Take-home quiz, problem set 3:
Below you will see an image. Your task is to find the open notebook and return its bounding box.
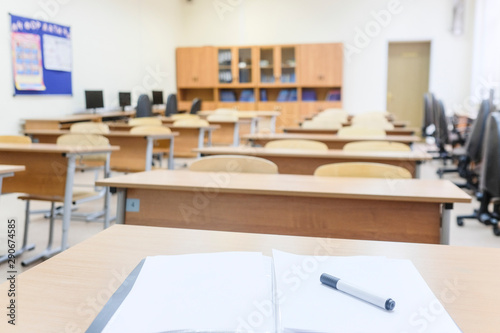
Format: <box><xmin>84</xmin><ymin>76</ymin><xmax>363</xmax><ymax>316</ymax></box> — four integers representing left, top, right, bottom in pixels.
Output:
<box><xmin>88</xmin><ymin>251</ymin><xmax>462</xmax><ymax>333</ymax></box>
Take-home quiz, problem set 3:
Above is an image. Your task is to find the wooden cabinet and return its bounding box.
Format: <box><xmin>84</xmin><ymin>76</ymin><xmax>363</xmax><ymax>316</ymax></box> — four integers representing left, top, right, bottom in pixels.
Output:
<box><xmin>176</xmin><ymin>47</ymin><xmax>215</xmax><ymax>88</ymax></box>
<box><xmin>298</xmin><ymin>44</ymin><xmax>343</xmax><ymax>86</ymax></box>
<box><xmin>217</xmin><ymin>47</ymin><xmax>257</xmax><ymax>86</ymax></box>
<box><xmin>258</xmin><ymin>45</ymin><xmax>297</xmax><ymax>85</ymax></box>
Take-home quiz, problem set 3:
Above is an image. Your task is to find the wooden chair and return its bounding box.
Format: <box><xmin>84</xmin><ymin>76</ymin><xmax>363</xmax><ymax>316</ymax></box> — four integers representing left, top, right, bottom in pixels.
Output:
<box><xmin>173</xmin><ymin>118</ymin><xmax>210</xmax><ymax>127</ymax></box>
<box><xmin>18</xmin><ymin>134</ymin><xmax>112</xmax><ymax>266</ymax></box>
<box><xmin>214</xmin><ymin>108</ymin><xmax>238</xmax><ymax>116</ymax></box>
<box><xmin>130</xmin><ymin>126</ymin><xmax>172</xmax><ymax>167</ymax></box>
<box><xmin>0</xmin><ymin>135</ymin><xmax>32</xmax><ymax>144</ymax></box>
<box><xmin>129</xmin><ymin>117</ymin><xmax>162</xmax><ymax>127</ymax></box>
<box><xmin>314</xmin><ymin>113</ymin><xmax>348</xmax><ymax>123</ymax></box>
<box><xmin>70</xmin><ymin>122</ymin><xmax>110</xmax><ymax>134</ymax></box>
<box><xmin>351</xmin><ymin>111</ymin><xmax>388</xmax><ymax>122</ymax></box>
<box><xmin>337</xmin><ymin>126</ymin><xmax>386</xmax><ymax>138</ymax></box>
<box><xmin>343</xmin><ymin>141</ymin><xmax>411</xmax><ymax>152</ymax></box>
<box><xmin>320</xmin><ymin>108</ymin><xmax>348</xmax><ymax>117</ymax></box>
<box><xmin>189</xmin><ymin>155</ymin><xmax>278</xmax><ymax>174</ymax></box>
<box><xmin>207</xmin><ymin>114</ymin><xmax>239</xmax><ymax>122</ymax></box>
<box><xmin>302</xmin><ymin>120</ymin><xmax>342</xmax><ymax>130</ymax></box>
<box><xmin>314</xmin><ymin>162</ymin><xmax>412</xmax><ymax>179</ymax></box>
<box><xmin>171</xmin><ymin>114</ymin><xmax>200</xmax><ymax>121</ymax></box>
<box><xmin>265</xmin><ymin>139</ymin><xmax>328</xmax><ymax>151</ymax></box>
<box><xmin>352</xmin><ymin>121</ymin><xmax>395</xmax><ymax>130</ymax></box>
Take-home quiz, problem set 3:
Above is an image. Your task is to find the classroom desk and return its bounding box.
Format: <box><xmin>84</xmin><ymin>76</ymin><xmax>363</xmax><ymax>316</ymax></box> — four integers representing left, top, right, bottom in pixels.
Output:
<box><xmin>0</xmin><ymin>165</ymin><xmax>25</xmax><ymax>194</ymax></box>
<box><xmin>0</xmin><ymin>224</ymin><xmax>497</xmax><ymax>332</ymax></box>
<box><xmin>193</xmin><ymin>146</ymin><xmax>432</xmax><ymax>178</ymax></box>
<box><xmin>0</xmin><ymin>143</ymin><xmax>118</xmax><ymax>262</ymax></box>
<box><xmin>156</xmin><ymin>122</ymin><xmax>219</xmax><ymax>157</ymax></box>
<box><xmin>24</xmin><ymin>130</ymin><xmax>177</xmax><ymax>172</ymax></box>
<box><xmin>197</xmin><ymin>110</ymin><xmax>281</xmax><ymax>133</ymax></box>
<box><xmin>284</xmin><ymin>127</ymin><xmax>416</xmax><ymax>136</ymax></box>
<box><xmin>24</xmin><ymin>111</ymin><xmax>135</xmax><ymax>130</ymax></box>
<box><xmin>97</xmin><ymin>170</ymin><xmax>470</xmax><ymax>244</ymax></box>
<box><xmin>244</xmin><ymin>133</ymin><xmax>421</xmax><ymax>149</ymax></box>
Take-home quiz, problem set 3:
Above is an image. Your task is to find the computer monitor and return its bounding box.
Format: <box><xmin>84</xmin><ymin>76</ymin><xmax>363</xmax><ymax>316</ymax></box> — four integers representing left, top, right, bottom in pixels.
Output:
<box><xmin>119</xmin><ymin>92</ymin><xmax>131</xmax><ymax>111</ymax></box>
<box><xmin>85</xmin><ymin>90</ymin><xmax>104</xmax><ymax>113</ymax></box>
<box><xmin>152</xmin><ymin>91</ymin><xmax>164</xmax><ymax>105</ymax></box>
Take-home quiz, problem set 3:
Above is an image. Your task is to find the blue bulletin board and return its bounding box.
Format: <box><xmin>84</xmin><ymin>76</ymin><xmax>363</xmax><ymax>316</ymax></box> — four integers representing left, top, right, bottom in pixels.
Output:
<box><xmin>10</xmin><ymin>14</ymin><xmax>72</xmax><ymax>95</ymax></box>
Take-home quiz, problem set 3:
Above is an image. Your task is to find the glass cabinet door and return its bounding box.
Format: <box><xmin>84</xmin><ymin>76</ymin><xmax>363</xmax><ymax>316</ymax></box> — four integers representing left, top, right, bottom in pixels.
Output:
<box><xmin>260</xmin><ymin>48</ymin><xmax>275</xmax><ymax>83</ymax></box>
<box><xmin>280</xmin><ymin>47</ymin><xmax>296</xmax><ymax>83</ymax></box>
<box><xmin>237</xmin><ymin>48</ymin><xmax>252</xmax><ymax>84</ymax></box>
<box><xmin>218</xmin><ymin>48</ymin><xmax>232</xmax><ymax>84</ymax></box>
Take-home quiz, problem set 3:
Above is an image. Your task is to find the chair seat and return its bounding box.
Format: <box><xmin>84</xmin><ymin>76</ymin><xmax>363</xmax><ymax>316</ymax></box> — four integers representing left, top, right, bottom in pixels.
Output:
<box><xmin>18</xmin><ymin>190</ymin><xmax>100</xmax><ymax>204</ymax></box>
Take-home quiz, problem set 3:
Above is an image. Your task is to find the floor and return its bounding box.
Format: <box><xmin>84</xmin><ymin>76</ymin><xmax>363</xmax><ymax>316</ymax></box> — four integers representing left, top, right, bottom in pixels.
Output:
<box><xmin>0</xmin><ymin>152</ymin><xmax>498</xmax><ymax>275</ymax></box>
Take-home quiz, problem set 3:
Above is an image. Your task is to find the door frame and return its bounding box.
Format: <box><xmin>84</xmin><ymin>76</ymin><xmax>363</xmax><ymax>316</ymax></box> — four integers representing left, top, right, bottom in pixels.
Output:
<box><xmin>384</xmin><ymin>39</ymin><xmax>434</xmax><ymax>110</ymax></box>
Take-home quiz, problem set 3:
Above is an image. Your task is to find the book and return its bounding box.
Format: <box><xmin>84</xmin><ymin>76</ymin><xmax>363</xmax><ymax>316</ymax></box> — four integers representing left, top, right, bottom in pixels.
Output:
<box><xmin>89</xmin><ymin>251</ymin><xmax>462</xmax><ymax>333</ymax></box>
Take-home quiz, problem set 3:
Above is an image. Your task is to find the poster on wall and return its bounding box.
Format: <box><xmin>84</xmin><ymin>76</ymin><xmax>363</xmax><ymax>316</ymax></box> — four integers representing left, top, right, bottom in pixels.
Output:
<box><xmin>10</xmin><ymin>14</ymin><xmax>72</xmax><ymax>95</ymax></box>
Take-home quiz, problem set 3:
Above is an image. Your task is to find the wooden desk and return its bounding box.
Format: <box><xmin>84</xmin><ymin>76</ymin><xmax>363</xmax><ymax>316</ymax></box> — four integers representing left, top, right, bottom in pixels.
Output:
<box><xmin>24</xmin><ymin>130</ymin><xmax>177</xmax><ymax>172</ymax></box>
<box><xmin>97</xmin><ymin>170</ymin><xmax>470</xmax><ymax>244</ymax></box>
<box><xmin>157</xmin><ymin>122</ymin><xmax>219</xmax><ymax>157</ymax></box>
<box><xmin>197</xmin><ymin>110</ymin><xmax>281</xmax><ymax>133</ymax></box>
<box><xmin>1</xmin><ymin>224</ymin><xmax>495</xmax><ymax>332</ymax></box>
<box><xmin>244</xmin><ymin>133</ymin><xmax>421</xmax><ymax>149</ymax></box>
<box><xmin>24</xmin><ymin>111</ymin><xmax>135</xmax><ymax>130</ymax></box>
<box><xmin>284</xmin><ymin>127</ymin><xmax>416</xmax><ymax>136</ymax></box>
<box><xmin>194</xmin><ymin>146</ymin><xmax>431</xmax><ymax>178</ymax></box>
<box><xmin>0</xmin><ymin>165</ymin><xmax>25</xmax><ymax>194</ymax></box>
<box><xmin>0</xmin><ymin>143</ymin><xmax>118</xmax><ymax>260</ymax></box>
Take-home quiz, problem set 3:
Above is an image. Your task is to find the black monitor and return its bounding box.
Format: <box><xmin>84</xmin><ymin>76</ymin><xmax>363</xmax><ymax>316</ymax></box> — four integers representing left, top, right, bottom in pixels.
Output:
<box><xmin>152</xmin><ymin>91</ymin><xmax>163</xmax><ymax>105</ymax></box>
<box><xmin>119</xmin><ymin>92</ymin><xmax>131</xmax><ymax>111</ymax></box>
<box><xmin>85</xmin><ymin>90</ymin><xmax>104</xmax><ymax>113</ymax></box>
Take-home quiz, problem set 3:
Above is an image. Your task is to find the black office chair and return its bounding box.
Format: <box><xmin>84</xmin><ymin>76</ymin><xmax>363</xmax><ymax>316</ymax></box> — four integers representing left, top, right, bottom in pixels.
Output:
<box><xmin>136</xmin><ymin>94</ymin><xmax>153</xmax><ymax>118</ymax></box>
<box><xmin>165</xmin><ymin>94</ymin><xmax>178</xmax><ymax>117</ymax></box>
<box><xmin>457</xmin><ymin>110</ymin><xmax>500</xmax><ymax>235</ymax></box>
<box><xmin>190</xmin><ymin>98</ymin><xmax>202</xmax><ymax>114</ymax></box>
<box><xmin>438</xmin><ymin>99</ymin><xmax>492</xmax><ymax>189</ymax></box>
<box><xmin>423</xmin><ymin>92</ymin><xmax>435</xmax><ymax>137</ymax></box>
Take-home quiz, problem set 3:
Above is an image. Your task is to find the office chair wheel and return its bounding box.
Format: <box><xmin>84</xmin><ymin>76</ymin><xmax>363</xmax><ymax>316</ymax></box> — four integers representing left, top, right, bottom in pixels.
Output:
<box><xmin>457</xmin><ymin>218</ymin><xmax>464</xmax><ymax>226</ymax></box>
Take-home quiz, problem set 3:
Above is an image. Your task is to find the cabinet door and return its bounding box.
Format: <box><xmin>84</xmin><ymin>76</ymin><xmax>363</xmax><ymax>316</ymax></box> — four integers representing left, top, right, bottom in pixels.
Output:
<box><xmin>299</xmin><ymin>44</ymin><xmax>343</xmax><ymax>86</ymax></box>
<box><xmin>177</xmin><ymin>47</ymin><xmax>215</xmax><ymax>87</ymax></box>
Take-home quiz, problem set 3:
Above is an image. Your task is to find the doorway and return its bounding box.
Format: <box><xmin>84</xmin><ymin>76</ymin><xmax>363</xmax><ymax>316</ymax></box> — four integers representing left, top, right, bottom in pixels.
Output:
<box><xmin>386</xmin><ymin>42</ymin><xmax>431</xmax><ymax>135</ymax></box>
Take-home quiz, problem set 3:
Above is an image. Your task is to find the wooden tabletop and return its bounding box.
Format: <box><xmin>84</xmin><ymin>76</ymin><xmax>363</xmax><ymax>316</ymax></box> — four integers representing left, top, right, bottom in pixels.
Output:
<box><xmin>0</xmin><ymin>143</ymin><xmax>119</xmax><ymax>154</ymax></box>
<box><xmin>243</xmin><ymin>133</ymin><xmax>421</xmax><ymax>143</ymax></box>
<box><xmin>283</xmin><ymin>127</ymin><xmax>417</xmax><ymax>134</ymax></box>
<box><xmin>197</xmin><ymin>110</ymin><xmax>281</xmax><ymax>118</ymax></box>
<box><xmin>97</xmin><ymin>170</ymin><xmax>470</xmax><ymax>204</ymax></box>
<box><xmin>0</xmin><ymin>224</ymin><xmax>497</xmax><ymax>332</ymax></box>
<box><xmin>194</xmin><ymin>146</ymin><xmax>432</xmax><ymax>161</ymax></box>
<box><xmin>0</xmin><ymin>165</ymin><xmax>25</xmax><ymax>175</ymax></box>
<box><xmin>24</xmin><ymin>111</ymin><xmax>135</xmax><ymax>123</ymax></box>
<box><xmin>24</xmin><ymin>129</ymin><xmax>178</xmax><ymax>139</ymax></box>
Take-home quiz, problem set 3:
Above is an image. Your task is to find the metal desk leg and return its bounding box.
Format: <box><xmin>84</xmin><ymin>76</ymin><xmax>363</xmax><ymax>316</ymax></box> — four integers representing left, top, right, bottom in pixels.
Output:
<box><xmin>250</xmin><ymin>118</ymin><xmax>258</xmax><ymax>134</ymax></box>
<box><xmin>233</xmin><ymin>123</ymin><xmax>240</xmax><ymax>147</ymax></box>
<box><xmin>197</xmin><ymin>129</ymin><xmax>205</xmax><ymax>158</ymax></box>
<box><xmin>116</xmin><ymin>188</ymin><xmax>127</xmax><ymax>224</ymax></box>
<box><xmin>0</xmin><ymin>199</ymin><xmax>35</xmax><ymax>264</ymax></box>
<box><xmin>61</xmin><ymin>155</ymin><xmax>76</xmax><ymax>251</ymax></box>
<box><xmin>22</xmin><ymin>203</ymin><xmax>56</xmax><ymax>266</ymax></box>
<box><xmin>270</xmin><ymin>116</ymin><xmax>277</xmax><ymax>134</ymax></box>
<box><xmin>416</xmin><ymin>161</ymin><xmax>422</xmax><ymax>179</ymax></box>
<box><xmin>168</xmin><ymin>137</ymin><xmax>175</xmax><ymax>170</ymax></box>
<box><xmin>103</xmin><ymin>154</ymin><xmax>111</xmax><ymax>229</ymax></box>
<box><xmin>441</xmin><ymin>203</ymin><xmax>453</xmax><ymax>245</ymax></box>
<box><xmin>207</xmin><ymin>129</ymin><xmax>213</xmax><ymax>147</ymax></box>
<box><xmin>145</xmin><ymin>137</ymin><xmax>154</xmax><ymax>171</ymax></box>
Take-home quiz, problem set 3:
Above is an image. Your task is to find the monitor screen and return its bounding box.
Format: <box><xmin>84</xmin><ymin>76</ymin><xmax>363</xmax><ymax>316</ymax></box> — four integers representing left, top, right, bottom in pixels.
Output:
<box><xmin>85</xmin><ymin>90</ymin><xmax>104</xmax><ymax>109</ymax></box>
<box><xmin>152</xmin><ymin>91</ymin><xmax>163</xmax><ymax>105</ymax></box>
<box><xmin>119</xmin><ymin>92</ymin><xmax>131</xmax><ymax>107</ymax></box>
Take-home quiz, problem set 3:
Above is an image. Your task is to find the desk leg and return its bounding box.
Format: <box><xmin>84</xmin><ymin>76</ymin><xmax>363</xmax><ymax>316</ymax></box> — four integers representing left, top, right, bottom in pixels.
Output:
<box><xmin>270</xmin><ymin>116</ymin><xmax>277</xmax><ymax>134</ymax></box>
<box><xmin>145</xmin><ymin>137</ymin><xmax>154</xmax><ymax>171</ymax></box>
<box><xmin>168</xmin><ymin>137</ymin><xmax>175</xmax><ymax>170</ymax></box>
<box><xmin>103</xmin><ymin>153</ymin><xmax>111</xmax><ymax>229</ymax></box>
<box><xmin>233</xmin><ymin>123</ymin><xmax>240</xmax><ymax>147</ymax></box>
<box><xmin>206</xmin><ymin>130</ymin><xmax>213</xmax><ymax>147</ymax></box>
<box><xmin>61</xmin><ymin>155</ymin><xmax>76</xmax><ymax>251</ymax></box>
<box><xmin>116</xmin><ymin>188</ymin><xmax>127</xmax><ymax>224</ymax></box>
<box><xmin>441</xmin><ymin>203</ymin><xmax>453</xmax><ymax>245</ymax></box>
<box><xmin>250</xmin><ymin>118</ymin><xmax>257</xmax><ymax>134</ymax></box>
<box><xmin>416</xmin><ymin>161</ymin><xmax>422</xmax><ymax>179</ymax></box>
<box><xmin>197</xmin><ymin>129</ymin><xmax>205</xmax><ymax>158</ymax></box>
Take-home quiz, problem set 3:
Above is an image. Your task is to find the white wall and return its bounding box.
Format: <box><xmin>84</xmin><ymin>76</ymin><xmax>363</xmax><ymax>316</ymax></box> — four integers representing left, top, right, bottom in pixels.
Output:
<box><xmin>1</xmin><ymin>0</ymin><xmax>183</xmax><ymax>134</ymax></box>
<box><xmin>180</xmin><ymin>0</ymin><xmax>476</xmax><ymax>114</ymax></box>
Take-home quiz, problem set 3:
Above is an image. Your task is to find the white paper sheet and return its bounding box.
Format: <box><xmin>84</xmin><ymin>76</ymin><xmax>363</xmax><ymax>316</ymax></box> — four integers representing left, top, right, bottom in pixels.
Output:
<box><xmin>102</xmin><ymin>252</ymin><xmax>274</xmax><ymax>333</ymax></box>
<box><xmin>272</xmin><ymin>250</ymin><xmax>462</xmax><ymax>333</ymax></box>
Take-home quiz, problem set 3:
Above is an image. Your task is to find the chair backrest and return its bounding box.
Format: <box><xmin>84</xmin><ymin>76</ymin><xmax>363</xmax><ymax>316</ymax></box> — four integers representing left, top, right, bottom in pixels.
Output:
<box><xmin>351</xmin><ymin>120</ymin><xmax>395</xmax><ymax>130</ymax></box>
<box><xmin>0</xmin><ymin>135</ymin><xmax>32</xmax><ymax>144</ymax></box>
<box><xmin>190</xmin><ymin>98</ymin><xmax>202</xmax><ymax>114</ymax></box>
<box><xmin>136</xmin><ymin>94</ymin><xmax>153</xmax><ymax>118</ymax></box>
<box><xmin>314</xmin><ymin>162</ymin><xmax>412</xmax><ymax>179</ymax></box>
<box><xmin>130</xmin><ymin>125</ymin><xmax>171</xmax><ymax>134</ymax></box>
<box><xmin>480</xmin><ymin>111</ymin><xmax>500</xmax><ymax>197</ymax></box>
<box><xmin>352</xmin><ymin>112</ymin><xmax>388</xmax><ymax>122</ymax></box>
<box><xmin>189</xmin><ymin>155</ymin><xmax>278</xmax><ymax>174</ymax></box>
<box><xmin>319</xmin><ymin>108</ymin><xmax>348</xmax><ymax>117</ymax></box>
<box><xmin>301</xmin><ymin>120</ymin><xmax>342</xmax><ymax>130</ymax></box>
<box><xmin>70</xmin><ymin>122</ymin><xmax>110</xmax><ymax>134</ymax></box>
<box><xmin>236</xmin><ymin>111</ymin><xmax>258</xmax><ymax>117</ymax></box>
<box><xmin>343</xmin><ymin>141</ymin><xmax>411</xmax><ymax>152</ymax></box>
<box><xmin>129</xmin><ymin>117</ymin><xmax>162</xmax><ymax>127</ymax></box>
<box><xmin>170</xmin><ymin>114</ymin><xmax>200</xmax><ymax>121</ymax></box>
<box><xmin>207</xmin><ymin>114</ymin><xmax>239</xmax><ymax>122</ymax></box>
<box><xmin>264</xmin><ymin>139</ymin><xmax>328</xmax><ymax>151</ymax></box>
<box><xmin>56</xmin><ymin>134</ymin><xmax>110</xmax><ymax>161</ymax></box>
<box><xmin>465</xmin><ymin>99</ymin><xmax>492</xmax><ymax>163</ymax></box>
<box><xmin>314</xmin><ymin>113</ymin><xmax>348</xmax><ymax>123</ymax></box>
<box><xmin>165</xmin><ymin>94</ymin><xmax>178</xmax><ymax>117</ymax></box>
<box><xmin>423</xmin><ymin>92</ymin><xmax>435</xmax><ymax>135</ymax></box>
<box><xmin>173</xmin><ymin>118</ymin><xmax>210</xmax><ymax>127</ymax></box>
<box><xmin>337</xmin><ymin>126</ymin><xmax>386</xmax><ymax>138</ymax></box>
<box><xmin>433</xmin><ymin>99</ymin><xmax>450</xmax><ymax>149</ymax></box>
<box><xmin>214</xmin><ymin>108</ymin><xmax>238</xmax><ymax>116</ymax></box>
